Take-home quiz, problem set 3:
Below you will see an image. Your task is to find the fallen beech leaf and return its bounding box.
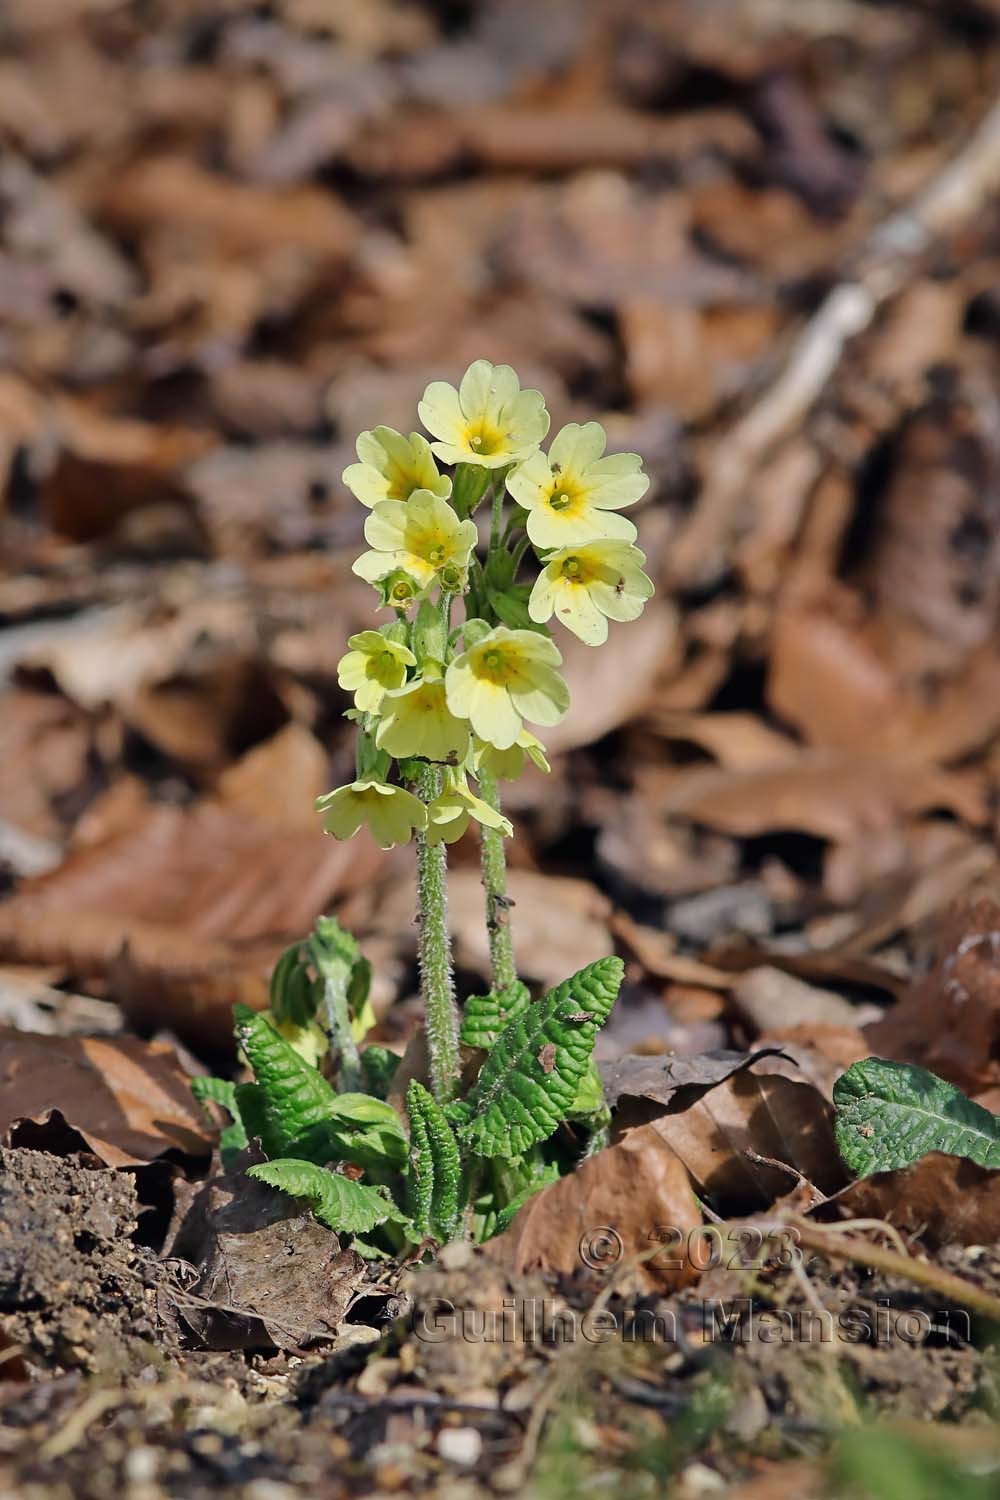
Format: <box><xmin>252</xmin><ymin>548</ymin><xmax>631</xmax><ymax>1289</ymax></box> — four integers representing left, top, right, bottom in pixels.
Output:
<box><xmin>864</xmin><ymin>897</ymin><xmax>1000</xmax><ymax>1093</ymax></box>
<box><xmin>101</xmin><ymin>156</ymin><xmax>359</xmax><ymax>258</ymax></box>
<box><xmin>752</xmin><ymin>1026</ymin><xmax>870</xmax><ymax>1100</ymax></box>
<box><xmin>732</xmin><ymin>966</ymin><xmax>882</xmax><ymax>1033</ymax></box>
<box><xmin>215</xmin><ymin>723</ymin><xmax>330</xmax><ymax>827</ymax></box>
<box><xmin>642</xmin><ymin>1067</ymin><xmax>842</xmax><ymax>1208</ymax></box>
<box><xmin>371</xmin><ymin>868</ymin><xmax>612</xmax><ymax>990</ymax></box>
<box><xmin>599</xmin><ymin>1048</ymin><xmax>789</xmax><ymax>1110</ymax></box>
<box><xmin>769</xmin><ymin>591</ymin><xmax>1000</xmax><ymax>766</ymax></box>
<box><xmin>0</xmin><ymin>1030</ymin><xmax>211</xmax><ymax>1167</ymax></box>
<box><xmin>610</xmin><ymin>1054</ymin><xmax>843</xmax><ymax>1209</ymax></box>
<box><xmin>172</xmin><ymin>1160</ymin><xmax>368</xmax><ymax>1350</ymax></box>
<box><xmin>830</xmin><ymin>1154</ymin><xmax>1000</xmax><ymax>1249</ymax></box>
<box><xmin>0</xmin><ymin>691</ymin><xmax>91</xmax><ymax>843</ymax></box>
<box><xmin>0</xmin><ymin>801</ymin><xmax>384</xmax><ymax>1049</ymax></box>
<box><xmin>484</xmin><ymin>1125</ymin><xmax>702</xmax><ymax>1291</ymax></box>
<box><xmin>649</xmin><ymin>712</ymin><xmax>801</xmax><ymax>772</ymax></box>
<box><xmin>545</xmin><ymin>602</ymin><xmax>678</xmax><ymax>753</ymax></box>
<box><xmin>123</xmin><ymin>658</ymin><xmax>290</xmax><ymax>779</ymax></box>
<box><xmin>657</xmin><ymin>752</ymin><xmax>985</xmax><ymax>844</ymax></box>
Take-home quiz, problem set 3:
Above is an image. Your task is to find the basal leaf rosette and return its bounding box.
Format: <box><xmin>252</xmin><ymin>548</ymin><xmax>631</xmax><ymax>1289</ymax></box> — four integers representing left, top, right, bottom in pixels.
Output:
<box><xmin>445</xmin><ymin>625</ymin><xmax>569</xmax><ymax>750</ymax></box>
<box><xmin>506</xmin><ymin>421</ymin><xmax>647</xmax><ymax>548</ymax></box>
<box><xmin>354</xmin><ymin>490</ymin><xmax>477</xmax><ymax>590</ymax></box>
<box><xmin>316</xmin><ymin>779</ymin><xmax>427</xmax><ymax>849</ymax></box>
<box><xmin>343</xmin><ymin>426</ymin><xmax>451</xmax><ymax>508</ymax></box>
<box><xmin>529</xmin><ymin>539</ymin><xmax>654</xmax><ymax>646</ymax></box>
<box><xmin>419</xmin><ymin>359</ymin><xmax>549</xmax><ymax>469</ymax></box>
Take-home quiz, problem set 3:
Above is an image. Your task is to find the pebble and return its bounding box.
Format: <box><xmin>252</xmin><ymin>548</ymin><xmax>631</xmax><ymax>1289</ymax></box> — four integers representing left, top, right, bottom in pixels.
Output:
<box><xmin>436</xmin><ymin>1427</ymin><xmax>483</xmax><ymax>1466</ymax></box>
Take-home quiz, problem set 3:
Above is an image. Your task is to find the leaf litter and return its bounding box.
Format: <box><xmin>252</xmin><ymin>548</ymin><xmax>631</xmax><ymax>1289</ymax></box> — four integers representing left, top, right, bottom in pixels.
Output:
<box><xmin>2</xmin><ymin>0</ymin><xmax>1000</xmax><ymax>1494</ymax></box>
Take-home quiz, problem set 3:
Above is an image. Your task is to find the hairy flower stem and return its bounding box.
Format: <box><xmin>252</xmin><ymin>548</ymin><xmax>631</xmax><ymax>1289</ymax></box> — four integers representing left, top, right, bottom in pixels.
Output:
<box><xmin>415</xmin><ymin>763</ymin><xmax>461</xmax><ymax>1102</ymax></box>
<box><xmin>477</xmin><ymin>769</ymin><xmax>518</xmax><ymax>993</ymax></box>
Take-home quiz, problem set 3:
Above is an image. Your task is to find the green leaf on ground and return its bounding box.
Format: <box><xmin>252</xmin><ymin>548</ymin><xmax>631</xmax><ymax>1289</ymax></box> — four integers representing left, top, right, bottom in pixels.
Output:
<box><xmin>833</xmin><ymin>1057</ymin><xmax>1000</xmax><ymax>1178</ymax></box>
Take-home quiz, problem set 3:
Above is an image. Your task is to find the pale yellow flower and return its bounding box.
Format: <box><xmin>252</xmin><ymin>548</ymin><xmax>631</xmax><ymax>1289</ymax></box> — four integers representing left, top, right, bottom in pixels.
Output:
<box><xmin>473</xmin><ymin>729</ymin><xmax>550</xmax><ymax>782</ymax></box>
<box><xmin>445</xmin><ymin>625</ymin><xmax>568</xmax><ymax>750</ymax></box>
<box><xmin>353</xmin><ymin>490</ymin><xmax>478</xmax><ymax>589</ymax></box>
<box><xmin>425</xmin><ymin>776</ymin><xmax>513</xmax><ymax>846</ymax></box>
<box><xmin>337</xmin><ymin>631</ymin><xmax>416</xmax><ymax>713</ymax></box>
<box><xmin>376</xmin><ymin>674</ymin><xmax>471</xmax><ymax>763</ymax></box>
<box><xmin>418</xmin><ymin>360</ymin><xmax>549</xmax><ymax>469</ymax></box>
<box><xmin>316</xmin><ymin>780</ymin><xmax>426</xmax><ymax>849</ymax></box>
<box><xmin>529</xmin><ymin>539</ymin><xmax>654</xmax><ymax>646</ymax></box>
<box><xmin>343</xmin><ymin>427</ymin><xmax>451</xmax><ymax>508</ymax></box>
<box><xmin>506</xmin><ymin>422</ymin><xmax>647</xmax><ymax>548</ymax></box>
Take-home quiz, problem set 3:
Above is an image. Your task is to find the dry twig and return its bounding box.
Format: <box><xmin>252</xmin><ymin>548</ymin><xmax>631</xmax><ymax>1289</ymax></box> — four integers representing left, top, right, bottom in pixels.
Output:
<box><xmin>668</xmin><ymin>94</ymin><xmax>1000</xmax><ymax>585</ymax></box>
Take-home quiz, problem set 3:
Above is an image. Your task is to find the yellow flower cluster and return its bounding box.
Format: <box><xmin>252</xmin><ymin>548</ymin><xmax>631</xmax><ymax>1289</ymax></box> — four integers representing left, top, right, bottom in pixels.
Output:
<box><xmin>317</xmin><ymin>360</ymin><xmax>653</xmax><ymax>847</ymax></box>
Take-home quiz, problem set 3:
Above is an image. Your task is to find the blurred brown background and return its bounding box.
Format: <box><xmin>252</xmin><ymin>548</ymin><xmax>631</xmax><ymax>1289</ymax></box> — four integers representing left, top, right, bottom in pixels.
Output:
<box><xmin>2</xmin><ymin>0</ymin><xmax>1000</xmax><ymax>1073</ymax></box>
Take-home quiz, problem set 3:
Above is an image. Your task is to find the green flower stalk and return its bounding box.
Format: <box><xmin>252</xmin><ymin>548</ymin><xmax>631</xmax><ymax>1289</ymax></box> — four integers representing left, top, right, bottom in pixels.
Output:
<box><xmin>476</xmin><ymin>767</ymin><xmax>517</xmax><ymax>994</ymax></box>
<box><xmin>414</xmin><ymin>762</ymin><xmax>461</xmax><ymax>1102</ymax></box>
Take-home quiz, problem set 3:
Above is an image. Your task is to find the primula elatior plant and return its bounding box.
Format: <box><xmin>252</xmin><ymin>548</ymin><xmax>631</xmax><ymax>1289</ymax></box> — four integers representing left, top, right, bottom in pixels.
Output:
<box><xmin>193</xmin><ymin>361</ymin><xmax>654</xmax><ymax>1254</ymax></box>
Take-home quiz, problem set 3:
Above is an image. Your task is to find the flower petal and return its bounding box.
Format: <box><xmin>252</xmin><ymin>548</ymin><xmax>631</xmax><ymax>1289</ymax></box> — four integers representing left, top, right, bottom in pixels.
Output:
<box><xmin>418</xmin><ymin>381</ymin><xmax>466</xmax><ymax>445</ymax></box>
<box><xmin>548</xmin><ymin>421</ymin><xmax>606</xmax><ymax>476</ymax></box>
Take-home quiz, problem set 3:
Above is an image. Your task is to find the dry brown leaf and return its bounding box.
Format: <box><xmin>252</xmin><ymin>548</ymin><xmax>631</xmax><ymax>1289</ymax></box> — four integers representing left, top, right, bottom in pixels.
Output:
<box><xmin>0</xmin><ymin>1030</ymin><xmax>211</xmax><ymax>1166</ymax></box>
<box><xmin>215</xmin><ymin>724</ymin><xmax>330</xmax><ymax>828</ymax></box>
<box><xmin>830</xmin><ymin>1154</ymin><xmax>1000</xmax><ymax>1249</ymax></box>
<box><xmin>0</xmin><ymin>801</ymin><xmax>383</xmax><ymax>1048</ymax></box>
<box><xmin>732</xmin><ymin>966</ymin><xmax>882</xmax><ymax>1033</ymax></box>
<box><xmin>768</xmin><ymin>590</ymin><xmax>1000</xmax><ymax>765</ymax></box>
<box><xmin>100</xmin><ymin>156</ymin><xmax>359</xmax><ymax>258</ymax></box>
<box><xmin>15</xmin><ymin>596</ymin><xmax>258</xmax><ymax>713</ymax></box>
<box><xmin>546</xmin><ymin>601</ymin><xmax>678</xmax><ymax>754</ymax></box>
<box><xmin>656</xmin><ymin>752</ymin><xmax>985</xmax><ymax>845</ymax></box>
<box><xmin>0</xmin><ymin>690</ymin><xmax>90</xmax><ymax>843</ymax></box>
<box><xmin>448</xmin><ymin>869</ymin><xmax>613</xmax><ymax>988</ymax></box>
<box><xmin>618</xmin><ymin>1061</ymin><xmax>843</xmax><ymax>1210</ymax></box>
<box><xmin>751</xmin><ymin>1026</ymin><xmax>870</xmax><ymax>1100</ymax></box>
<box><xmin>483</xmin><ymin>1125</ymin><xmax>702</xmax><ymax>1292</ymax></box>
<box><xmin>863</xmin><ymin>896</ymin><xmax>1000</xmax><ymax>1093</ymax></box>
<box><xmin>171</xmin><ymin>1160</ymin><xmax>368</xmax><ymax>1350</ymax></box>
<box><xmin>124</xmin><ymin>658</ymin><xmax>290</xmax><ymax>779</ymax></box>
<box><xmin>647</xmin><ymin>712</ymin><xmax>801</xmax><ymax>772</ymax></box>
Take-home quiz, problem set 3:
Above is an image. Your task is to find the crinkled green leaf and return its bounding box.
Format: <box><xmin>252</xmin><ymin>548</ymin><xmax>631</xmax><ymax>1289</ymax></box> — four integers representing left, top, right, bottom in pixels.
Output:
<box><xmin>234</xmin><ymin>1004</ymin><xmax>340</xmax><ymax>1153</ymax></box>
<box><xmin>360</xmin><ymin>1045</ymin><xmax>401</xmax><ymax>1098</ymax></box>
<box><xmin>294</xmin><ymin>1093</ymin><xmax>408</xmax><ymax>1173</ymax></box>
<box><xmin>405</xmin><ymin>1081</ymin><xmax>463</xmax><ymax>1242</ymax></box>
<box><xmin>460</xmin><ymin>981</ymin><xmax>531</xmax><ymax>1050</ymax></box>
<box><xmin>566</xmin><ymin>1057</ymin><xmax>607</xmax><ymax>1121</ymax></box>
<box><xmin>459</xmin><ymin>957</ymin><xmax>624</xmax><ymax>1158</ymax></box>
<box><xmin>491</xmin><ymin>1162</ymin><xmax>562</xmax><ymax>1236</ymax></box>
<box><xmin>248</xmin><ymin>1159</ymin><xmax>405</xmax><ymax>1235</ymax></box>
<box><xmin>191</xmin><ymin>1076</ymin><xmax>249</xmax><ymax>1166</ymax></box>
<box><xmin>268</xmin><ymin>940</ymin><xmax>319</xmax><ymax>1028</ymax></box>
<box><xmin>834</xmin><ymin>1057</ymin><xmax>1000</xmax><ymax>1178</ymax></box>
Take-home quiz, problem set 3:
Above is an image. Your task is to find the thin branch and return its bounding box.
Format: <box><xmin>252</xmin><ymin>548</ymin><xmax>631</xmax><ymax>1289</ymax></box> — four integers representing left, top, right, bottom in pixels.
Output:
<box><xmin>668</xmin><ymin>94</ymin><xmax>1000</xmax><ymax>586</ymax></box>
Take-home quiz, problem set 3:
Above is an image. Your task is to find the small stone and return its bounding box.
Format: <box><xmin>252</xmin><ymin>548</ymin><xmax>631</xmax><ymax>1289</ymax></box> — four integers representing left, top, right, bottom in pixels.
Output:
<box><xmin>437</xmin><ymin>1427</ymin><xmax>483</xmax><ymax>1466</ymax></box>
<box><xmin>678</xmin><ymin>1462</ymin><xmax>726</xmax><ymax>1494</ymax></box>
<box><xmin>439</xmin><ymin>1240</ymin><xmax>475</xmax><ymax>1271</ymax></box>
<box><xmin>125</xmin><ymin>1447</ymin><xmax>158</xmax><ymax>1484</ymax></box>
